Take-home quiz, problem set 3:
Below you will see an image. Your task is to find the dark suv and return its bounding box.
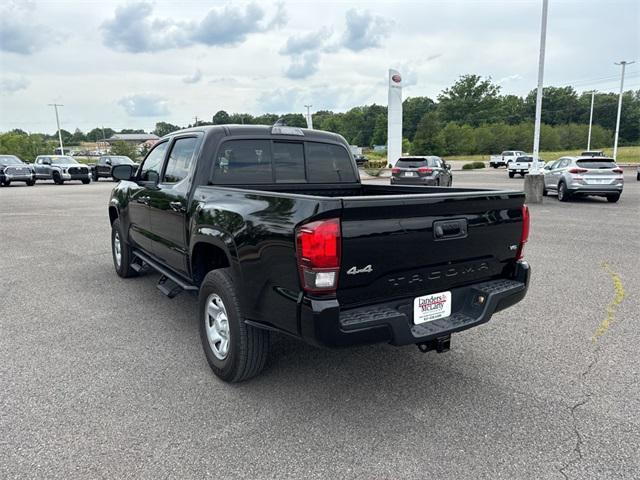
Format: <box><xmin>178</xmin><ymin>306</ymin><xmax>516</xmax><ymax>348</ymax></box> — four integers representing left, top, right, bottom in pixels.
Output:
<box><xmin>0</xmin><ymin>155</ymin><xmax>35</xmax><ymax>186</ymax></box>
<box><xmin>391</xmin><ymin>156</ymin><xmax>452</xmax><ymax>186</ymax></box>
<box><xmin>92</xmin><ymin>156</ymin><xmax>138</xmax><ymax>181</ymax></box>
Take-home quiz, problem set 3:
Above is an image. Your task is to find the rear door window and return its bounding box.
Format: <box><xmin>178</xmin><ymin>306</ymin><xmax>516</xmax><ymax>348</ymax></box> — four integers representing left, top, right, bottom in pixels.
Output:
<box><xmin>396</xmin><ymin>158</ymin><xmax>428</xmax><ymax>168</ymax></box>
<box><xmin>306</xmin><ymin>142</ymin><xmax>356</xmax><ymax>183</ymax></box>
<box><xmin>214</xmin><ymin>140</ymin><xmax>272</xmax><ymax>184</ymax></box>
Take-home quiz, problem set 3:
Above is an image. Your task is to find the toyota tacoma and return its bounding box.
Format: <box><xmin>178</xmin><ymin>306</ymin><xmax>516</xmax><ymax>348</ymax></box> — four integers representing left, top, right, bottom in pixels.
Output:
<box><xmin>108</xmin><ymin>125</ymin><xmax>531</xmax><ymax>382</ymax></box>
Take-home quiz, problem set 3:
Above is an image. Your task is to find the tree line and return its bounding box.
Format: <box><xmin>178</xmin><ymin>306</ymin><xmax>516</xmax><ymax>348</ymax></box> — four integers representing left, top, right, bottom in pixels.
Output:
<box><xmin>1</xmin><ymin>74</ymin><xmax>638</xmax><ymax>161</ymax></box>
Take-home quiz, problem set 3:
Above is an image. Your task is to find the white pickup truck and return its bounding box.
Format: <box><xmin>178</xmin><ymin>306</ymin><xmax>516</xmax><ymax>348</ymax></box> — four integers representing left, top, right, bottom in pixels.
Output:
<box><xmin>508</xmin><ymin>154</ymin><xmax>533</xmax><ymax>178</ymax></box>
<box><xmin>489</xmin><ymin>150</ymin><xmax>526</xmax><ymax>168</ymax></box>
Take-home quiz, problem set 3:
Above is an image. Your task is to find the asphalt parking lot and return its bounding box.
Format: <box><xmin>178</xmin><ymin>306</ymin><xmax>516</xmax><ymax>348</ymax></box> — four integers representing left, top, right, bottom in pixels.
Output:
<box><xmin>1</xmin><ymin>171</ymin><xmax>638</xmax><ymax>479</ymax></box>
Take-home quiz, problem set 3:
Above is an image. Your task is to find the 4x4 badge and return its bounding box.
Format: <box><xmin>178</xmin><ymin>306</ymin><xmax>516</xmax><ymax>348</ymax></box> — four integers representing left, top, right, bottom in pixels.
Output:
<box><xmin>347</xmin><ymin>265</ymin><xmax>373</xmax><ymax>275</ymax></box>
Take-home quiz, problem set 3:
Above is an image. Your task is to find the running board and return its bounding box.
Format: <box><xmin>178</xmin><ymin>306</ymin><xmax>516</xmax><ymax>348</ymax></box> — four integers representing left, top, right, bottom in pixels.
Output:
<box><xmin>132</xmin><ymin>250</ymin><xmax>198</xmax><ymax>298</ymax></box>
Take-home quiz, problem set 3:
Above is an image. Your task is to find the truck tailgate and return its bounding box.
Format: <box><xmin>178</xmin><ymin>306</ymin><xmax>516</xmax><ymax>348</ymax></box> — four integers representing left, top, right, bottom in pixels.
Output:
<box><xmin>337</xmin><ymin>191</ymin><xmax>525</xmax><ymax>307</ymax></box>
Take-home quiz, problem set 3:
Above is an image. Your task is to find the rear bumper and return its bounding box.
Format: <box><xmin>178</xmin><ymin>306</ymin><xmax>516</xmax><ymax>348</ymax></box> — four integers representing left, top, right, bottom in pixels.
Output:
<box><xmin>568</xmin><ymin>184</ymin><xmax>623</xmax><ymax>195</ymax></box>
<box><xmin>300</xmin><ymin>261</ymin><xmax>530</xmax><ymax>348</ymax></box>
<box><xmin>390</xmin><ymin>176</ymin><xmax>436</xmax><ymax>186</ymax></box>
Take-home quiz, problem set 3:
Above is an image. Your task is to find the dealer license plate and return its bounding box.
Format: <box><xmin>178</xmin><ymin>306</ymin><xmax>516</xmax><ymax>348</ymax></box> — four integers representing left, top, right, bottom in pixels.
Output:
<box><xmin>413</xmin><ymin>291</ymin><xmax>452</xmax><ymax>324</ymax></box>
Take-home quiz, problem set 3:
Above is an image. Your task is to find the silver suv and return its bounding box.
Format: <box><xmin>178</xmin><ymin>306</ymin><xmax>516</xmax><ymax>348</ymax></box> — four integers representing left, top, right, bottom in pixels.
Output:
<box><xmin>542</xmin><ymin>156</ymin><xmax>624</xmax><ymax>203</ymax></box>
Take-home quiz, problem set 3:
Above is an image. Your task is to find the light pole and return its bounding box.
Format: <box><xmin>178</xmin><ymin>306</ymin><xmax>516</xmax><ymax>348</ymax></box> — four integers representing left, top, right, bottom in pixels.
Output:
<box><xmin>304</xmin><ymin>104</ymin><xmax>313</xmax><ymax>129</ymax></box>
<box><xmin>524</xmin><ymin>0</ymin><xmax>548</xmax><ymax>203</ymax></box>
<box><xmin>48</xmin><ymin>103</ymin><xmax>64</xmax><ymax>155</ymax></box>
<box><xmin>587</xmin><ymin>90</ymin><xmax>595</xmax><ymax>150</ymax></box>
<box><xmin>613</xmin><ymin>61</ymin><xmax>634</xmax><ymax>160</ymax></box>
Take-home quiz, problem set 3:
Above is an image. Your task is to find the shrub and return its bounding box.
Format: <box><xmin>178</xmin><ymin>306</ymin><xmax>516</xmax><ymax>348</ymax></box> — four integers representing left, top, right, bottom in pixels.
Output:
<box><xmin>462</xmin><ymin>163</ymin><xmax>476</xmax><ymax>170</ymax></box>
<box><xmin>472</xmin><ymin>161</ymin><xmax>485</xmax><ymax>169</ymax></box>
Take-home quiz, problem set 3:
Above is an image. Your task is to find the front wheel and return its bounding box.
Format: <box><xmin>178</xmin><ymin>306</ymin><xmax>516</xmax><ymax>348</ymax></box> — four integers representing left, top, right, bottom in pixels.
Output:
<box><xmin>111</xmin><ymin>218</ymin><xmax>137</xmax><ymax>278</ymax></box>
<box><xmin>82</xmin><ymin>178</ymin><xmax>90</xmax><ymax>184</ymax></box>
<box><xmin>606</xmin><ymin>194</ymin><xmax>620</xmax><ymax>203</ymax></box>
<box><xmin>26</xmin><ymin>179</ymin><xmax>35</xmax><ymax>186</ymax></box>
<box><xmin>199</xmin><ymin>269</ymin><xmax>270</xmax><ymax>383</ymax></box>
<box><xmin>92</xmin><ymin>170</ymin><xmax>99</xmax><ymax>182</ymax></box>
<box><xmin>508</xmin><ymin>171</ymin><xmax>515</xmax><ymax>178</ymax></box>
<box><xmin>52</xmin><ymin>172</ymin><xmax>64</xmax><ymax>185</ymax></box>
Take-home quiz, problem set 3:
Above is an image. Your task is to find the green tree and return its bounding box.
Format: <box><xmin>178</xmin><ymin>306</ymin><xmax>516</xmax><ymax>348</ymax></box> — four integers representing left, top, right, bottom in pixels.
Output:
<box><xmin>212</xmin><ymin>110</ymin><xmax>231</xmax><ymax>124</ymax></box>
<box><xmin>119</xmin><ymin>129</ymin><xmax>146</xmax><ymax>134</ymax></box>
<box><xmin>411</xmin><ymin>111</ymin><xmax>444</xmax><ymax>155</ymax></box>
<box><xmin>438</xmin><ymin>74</ymin><xmax>502</xmax><ymax>126</ymax></box>
<box><xmin>403</xmin><ymin>96</ymin><xmax>435</xmax><ymax>140</ymax></box>
<box><xmin>153</xmin><ymin>122</ymin><xmax>181</xmax><ymax>137</ymax></box>
<box><xmin>70</xmin><ymin>128</ymin><xmax>86</xmax><ymax>144</ymax></box>
<box><xmin>371</xmin><ymin>114</ymin><xmax>387</xmax><ymax>146</ymax></box>
<box><xmin>86</xmin><ymin>127</ymin><xmax>115</xmax><ymax>142</ymax></box>
<box><xmin>524</xmin><ymin>86</ymin><xmax>580</xmax><ymax>125</ymax></box>
<box><xmin>110</xmin><ymin>140</ymin><xmax>137</xmax><ymax>158</ymax></box>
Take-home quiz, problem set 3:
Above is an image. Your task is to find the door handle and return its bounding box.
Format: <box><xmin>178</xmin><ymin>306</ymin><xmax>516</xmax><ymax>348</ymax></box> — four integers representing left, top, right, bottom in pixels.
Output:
<box><xmin>137</xmin><ymin>196</ymin><xmax>150</xmax><ymax>205</ymax></box>
<box><xmin>169</xmin><ymin>201</ymin><xmax>186</xmax><ymax>213</ymax></box>
<box><xmin>433</xmin><ymin>218</ymin><xmax>468</xmax><ymax>240</ymax></box>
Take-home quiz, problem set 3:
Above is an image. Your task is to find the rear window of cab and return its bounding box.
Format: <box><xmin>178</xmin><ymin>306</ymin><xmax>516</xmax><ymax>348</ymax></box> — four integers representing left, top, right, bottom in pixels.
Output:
<box><xmin>212</xmin><ymin>139</ymin><xmax>357</xmax><ymax>184</ymax></box>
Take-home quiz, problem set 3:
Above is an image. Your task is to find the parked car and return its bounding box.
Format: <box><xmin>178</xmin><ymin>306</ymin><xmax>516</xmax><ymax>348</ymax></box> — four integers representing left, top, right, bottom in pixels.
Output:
<box><xmin>490</xmin><ymin>150</ymin><xmax>526</xmax><ymax>168</ymax></box>
<box><xmin>508</xmin><ymin>155</ymin><xmax>533</xmax><ymax>178</ymax></box>
<box><xmin>391</xmin><ymin>156</ymin><xmax>452</xmax><ymax>186</ymax></box>
<box><xmin>542</xmin><ymin>156</ymin><xmax>624</xmax><ymax>202</ymax></box>
<box><xmin>92</xmin><ymin>155</ymin><xmax>138</xmax><ymax>181</ymax></box>
<box><xmin>108</xmin><ymin>125</ymin><xmax>530</xmax><ymax>382</ymax></box>
<box><xmin>353</xmin><ymin>154</ymin><xmax>368</xmax><ymax>166</ymax></box>
<box><xmin>0</xmin><ymin>154</ymin><xmax>35</xmax><ymax>186</ymax></box>
<box><xmin>581</xmin><ymin>150</ymin><xmax>604</xmax><ymax>157</ymax></box>
<box><xmin>34</xmin><ymin>155</ymin><xmax>91</xmax><ymax>184</ymax></box>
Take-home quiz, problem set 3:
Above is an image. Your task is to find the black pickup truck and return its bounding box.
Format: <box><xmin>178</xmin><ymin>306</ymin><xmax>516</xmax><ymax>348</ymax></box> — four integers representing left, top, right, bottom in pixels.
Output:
<box><xmin>108</xmin><ymin>125</ymin><xmax>530</xmax><ymax>382</ymax></box>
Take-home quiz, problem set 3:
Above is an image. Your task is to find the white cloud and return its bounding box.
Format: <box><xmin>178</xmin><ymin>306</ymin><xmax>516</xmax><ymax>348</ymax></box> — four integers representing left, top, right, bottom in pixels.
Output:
<box><xmin>183</xmin><ymin>69</ymin><xmax>203</xmax><ymax>84</ymax></box>
<box><xmin>102</xmin><ymin>1</ymin><xmax>286</xmax><ymax>53</ymax></box>
<box><xmin>0</xmin><ymin>1</ymin><xmax>62</xmax><ymax>54</ymax></box>
<box><xmin>341</xmin><ymin>9</ymin><xmax>390</xmax><ymax>51</ymax></box>
<box><xmin>0</xmin><ymin>75</ymin><xmax>30</xmax><ymax>94</ymax></box>
<box><xmin>118</xmin><ymin>94</ymin><xmax>170</xmax><ymax>117</ymax></box>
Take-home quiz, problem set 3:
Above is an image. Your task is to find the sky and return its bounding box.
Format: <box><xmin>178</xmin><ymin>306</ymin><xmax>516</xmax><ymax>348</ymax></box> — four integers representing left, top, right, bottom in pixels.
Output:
<box><xmin>1</xmin><ymin>0</ymin><xmax>639</xmax><ymax>134</ymax></box>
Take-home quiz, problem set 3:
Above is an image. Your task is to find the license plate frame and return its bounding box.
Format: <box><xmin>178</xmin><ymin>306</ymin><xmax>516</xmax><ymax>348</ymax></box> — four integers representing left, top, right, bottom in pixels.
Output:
<box><xmin>413</xmin><ymin>291</ymin><xmax>452</xmax><ymax>324</ymax></box>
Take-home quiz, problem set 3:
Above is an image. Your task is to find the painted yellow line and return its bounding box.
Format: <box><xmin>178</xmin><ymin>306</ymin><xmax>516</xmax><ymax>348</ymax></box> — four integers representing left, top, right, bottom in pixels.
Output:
<box><xmin>592</xmin><ymin>262</ymin><xmax>625</xmax><ymax>341</ymax></box>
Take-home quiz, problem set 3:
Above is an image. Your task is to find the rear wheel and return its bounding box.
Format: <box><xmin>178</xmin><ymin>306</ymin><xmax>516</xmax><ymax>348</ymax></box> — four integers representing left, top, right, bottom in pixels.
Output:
<box><xmin>557</xmin><ymin>181</ymin><xmax>570</xmax><ymax>202</ymax></box>
<box><xmin>1</xmin><ymin>180</ymin><xmax>10</xmax><ymax>187</ymax></box>
<box><xmin>606</xmin><ymin>193</ymin><xmax>620</xmax><ymax>203</ymax></box>
<box><xmin>26</xmin><ymin>179</ymin><xmax>35</xmax><ymax>186</ymax></box>
<box><xmin>82</xmin><ymin>178</ymin><xmax>90</xmax><ymax>184</ymax></box>
<box><xmin>542</xmin><ymin>186</ymin><xmax>548</xmax><ymax>196</ymax></box>
<box><xmin>92</xmin><ymin>170</ymin><xmax>99</xmax><ymax>181</ymax></box>
<box><xmin>199</xmin><ymin>269</ymin><xmax>270</xmax><ymax>382</ymax></box>
<box><xmin>508</xmin><ymin>171</ymin><xmax>515</xmax><ymax>178</ymax></box>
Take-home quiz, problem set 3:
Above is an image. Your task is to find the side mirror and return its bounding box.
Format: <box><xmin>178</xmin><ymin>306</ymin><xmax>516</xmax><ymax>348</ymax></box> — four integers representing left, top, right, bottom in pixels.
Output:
<box><xmin>112</xmin><ymin>164</ymin><xmax>135</xmax><ymax>181</ymax></box>
<box><xmin>43</xmin><ymin>160</ymin><xmax>51</xmax><ymax>165</ymax></box>
<box><xmin>106</xmin><ymin>160</ymin><xmax>112</xmax><ymax>165</ymax></box>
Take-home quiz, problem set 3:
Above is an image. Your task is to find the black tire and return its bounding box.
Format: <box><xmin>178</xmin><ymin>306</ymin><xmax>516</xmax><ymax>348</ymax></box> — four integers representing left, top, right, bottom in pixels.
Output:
<box><xmin>520</xmin><ymin>173</ymin><xmax>525</xmax><ymax>177</ymax></box>
<box><xmin>492</xmin><ymin>165</ymin><xmax>498</xmax><ymax>169</ymax></box>
<box><xmin>636</xmin><ymin>172</ymin><xmax>639</xmax><ymax>181</ymax></box>
<box><xmin>82</xmin><ymin>178</ymin><xmax>90</xmax><ymax>184</ymax></box>
<box><xmin>52</xmin><ymin>172</ymin><xmax>64</xmax><ymax>185</ymax></box>
<box><xmin>111</xmin><ymin>218</ymin><xmax>138</xmax><ymax>278</ymax></box>
<box><xmin>92</xmin><ymin>170</ymin><xmax>99</xmax><ymax>182</ymax></box>
<box><xmin>508</xmin><ymin>171</ymin><xmax>515</xmax><ymax>178</ymax></box>
<box><xmin>199</xmin><ymin>269</ymin><xmax>269</xmax><ymax>383</ymax></box>
<box><xmin>543</xmin><ymin>186</ymin><xmax>548</xmax><ymax>196</ymax></box>
<box><xmin>26</xmin><ymin>179</ymin><xmax>35</xmax><ymax>186</ymax></box>
<box><xmin>558</xmin><ymin>181</ymin><xmax>570</xmax><ymax>202</ymax></box>
<box><xmin>435</xmin><ymin>179</ymin><xmax>440</xmax><ymax>186</ymax></box>
<box><xmin>2</xmin><ymin>180</ymin><xmax>10</xmax><ymax>186</ymax></box>
<box><xmin>606</xmin><ymin>194</ymin><xmax>620</xmax><ymax>203</ymax></box>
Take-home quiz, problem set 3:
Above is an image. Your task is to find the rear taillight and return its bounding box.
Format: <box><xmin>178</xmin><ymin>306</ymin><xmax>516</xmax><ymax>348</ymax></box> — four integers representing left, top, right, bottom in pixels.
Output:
<box><xmin>613</xmin><ymin>168</ymin><xmax>623</xmax><ymax>173</ymax></box>
<box><xmin>296</xmin><ymin>218</ymin><xmax>341</xmax><ymax>293</ymax></box>
<box><xmin>568</xmin><ymin>168</ymin><xmax>588</xmax><ymax>174</ymax></box>
<box><xmin>417</xmin><ymin>167</ymin><xmax>433</xmax><ymax>174</ymax></box>
<box><xmin>391</xmin><ymin>167</ymin><xmax>400</xmax><ymax>174</ymax></box>
<box><xmin>516</xmin><ymin>204</ymin><xmax>530</xmax><ymax>261</ymax></box>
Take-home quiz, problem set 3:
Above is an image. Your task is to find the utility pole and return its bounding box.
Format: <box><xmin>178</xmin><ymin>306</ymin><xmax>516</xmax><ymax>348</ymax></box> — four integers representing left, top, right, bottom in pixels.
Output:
<box><xmin>193</xmin><ymin>116</ymin><xmax>199</xmax><ymax>127</ymax></box>
<box><xmin>613</xmin><ymin>60</ymin><xmax>634</xmax><ymax>160</ymax></box>
<box><xmin>48</xmin><ymin>103</ymin><xmax>64</xmax><ymax>155</ymax></box>
<box><xmin>524</xmin><ymin>0</ymin><xmax>548</xmax><ymax>203</ymax></box>
<box><xmin>587</xmin><ymin>90</ymin><xmax>595</xmax><ymax>150</ymax></box>
<box><xmin>304</xmin><ymin>104</ymin><xmax>313</xmax><ymax>129</ymax></box>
